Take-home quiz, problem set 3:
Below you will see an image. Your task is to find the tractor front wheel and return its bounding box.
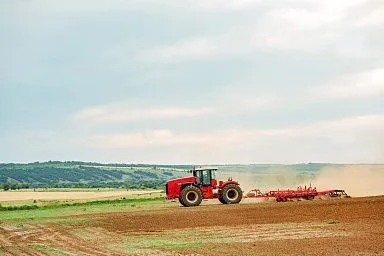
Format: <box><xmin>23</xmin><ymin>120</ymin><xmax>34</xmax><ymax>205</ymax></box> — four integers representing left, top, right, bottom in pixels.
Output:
<box><xmin>221</xmin><ymin>184</ymin><xmax>243</xmax><ymax>204</ymax></box>
<box><xmin>218</xmin><ymin>197</ymin><xmax>227</xmax><ymax>204</ymax></box>
<box><xmin>178</xmin><ymin>196</ymin><xmax>187</xmax><ymax>207</ymax></box>
<box><xmin>180</xmin><ymin>186</ymin><xmax>203</xmax><ymax>207</ymax></box>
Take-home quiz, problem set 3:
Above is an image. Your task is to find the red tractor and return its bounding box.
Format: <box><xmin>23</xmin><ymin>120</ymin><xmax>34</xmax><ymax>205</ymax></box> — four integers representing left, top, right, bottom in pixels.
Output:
<box><xmin>165</xmin><ymin>167</ymin><xmax>243</xmax><ymax>207</ymax></box>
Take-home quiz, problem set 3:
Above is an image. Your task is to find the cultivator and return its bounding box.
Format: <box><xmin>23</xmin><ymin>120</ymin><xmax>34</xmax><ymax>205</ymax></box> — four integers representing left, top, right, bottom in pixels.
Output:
<box><xmin>245</xmin><ymin>186</ymin><xmax>350</xmax><ymax>202</ymax></box>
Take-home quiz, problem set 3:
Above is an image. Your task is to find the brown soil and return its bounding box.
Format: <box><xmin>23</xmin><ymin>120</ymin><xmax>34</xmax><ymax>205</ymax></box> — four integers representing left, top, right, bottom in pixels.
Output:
<box><xmin>1</xmin><ymin>196</ymin><xmax>383</xmax><ymax>255</ymax></box>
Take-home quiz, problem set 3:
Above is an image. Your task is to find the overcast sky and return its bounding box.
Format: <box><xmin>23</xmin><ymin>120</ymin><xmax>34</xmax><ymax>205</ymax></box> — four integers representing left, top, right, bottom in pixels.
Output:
<box><xmin>1</xmin><ymin>0</ymin><xmax>384</xmax><ymax>164</ymax></box>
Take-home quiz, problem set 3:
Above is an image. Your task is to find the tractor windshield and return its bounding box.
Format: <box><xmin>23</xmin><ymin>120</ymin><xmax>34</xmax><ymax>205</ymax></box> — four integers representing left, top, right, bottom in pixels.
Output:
<box><xmin>194</xmin><ymin>169</ymin><xmax>213</xmax><ymax>186</ymax></box>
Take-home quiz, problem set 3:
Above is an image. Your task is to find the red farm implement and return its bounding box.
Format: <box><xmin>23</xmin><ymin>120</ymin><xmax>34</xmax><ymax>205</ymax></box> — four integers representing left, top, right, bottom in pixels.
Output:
<box><xmin>245</xmin><ymin>186</ymin><xmax>350</xmax><ymax>202</ymax></box>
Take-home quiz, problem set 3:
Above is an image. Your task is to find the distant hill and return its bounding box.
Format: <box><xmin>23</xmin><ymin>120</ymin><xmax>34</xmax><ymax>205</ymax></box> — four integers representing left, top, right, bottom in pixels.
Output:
<box><xmin>2</xmin><ymin>161</ymin><xmax>380</xmax><ymax>191</ymax></box>
<box><xmin>0</xmin><ymin>161</ymin><xmax>189</xmax><ymax>189</ymax></box>
<box><xmin>0</xmin><ymin>161</ymin><xmax>337</xmax><ymax>186</ymax></box>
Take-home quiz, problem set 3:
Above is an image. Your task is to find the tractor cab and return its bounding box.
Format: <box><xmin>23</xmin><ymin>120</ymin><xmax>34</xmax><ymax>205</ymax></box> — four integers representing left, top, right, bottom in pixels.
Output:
<box><xmin>191</xmin><ymin>167</ymin><xmax>218</xmax><ymax>187</ymax></box>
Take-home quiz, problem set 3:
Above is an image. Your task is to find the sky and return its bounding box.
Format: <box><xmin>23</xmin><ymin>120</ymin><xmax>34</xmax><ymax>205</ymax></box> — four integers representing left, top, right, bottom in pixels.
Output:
<box><xmin>1</xmin><ymin>0</ymin><xmax>384</xmax><ymax>164</ymax></box>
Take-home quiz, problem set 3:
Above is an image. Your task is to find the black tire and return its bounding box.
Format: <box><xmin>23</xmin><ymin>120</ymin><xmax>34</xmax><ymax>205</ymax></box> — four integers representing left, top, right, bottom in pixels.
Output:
<box><xmin>221</xmin><ymin>184</ymin><xmax>243</xmax><ymax>204</ymax></box>
<box><xmin>218</xmin><ymin>196</ymin><xmax>228</xmax><ymax>204</ymax></box>
<box><xmin>180</xmin><ymin>186</ymin><xmax>203</xmax><ymax>207</ymax></box>
<box><xmin>178</xmin><ymin>196</ymin><xmax>187</xmax><ymax>207</ymax></box>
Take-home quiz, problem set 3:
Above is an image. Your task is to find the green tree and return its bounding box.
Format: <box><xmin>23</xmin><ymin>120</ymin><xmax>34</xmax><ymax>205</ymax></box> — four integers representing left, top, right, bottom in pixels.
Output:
<box><xmin>3</xmin><ymin>183</ymin><xmax>10</xmax><ymax>191</ymax></box>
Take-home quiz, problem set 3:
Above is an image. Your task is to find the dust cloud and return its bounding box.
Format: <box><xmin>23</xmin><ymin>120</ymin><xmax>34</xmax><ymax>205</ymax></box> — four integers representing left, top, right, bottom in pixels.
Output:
<box><xmin>217</xmin><ymin>165</ymin><xmax>384</xmax><ymax>197</ymax></box>
<box><xmin>217</xmin><ymin>167</ymin><xmax>314</xmax><ymax>194</ymax></box>
<box><xmin>313</xmin><ymin>165</ymin><xmax>384</xmax><ymax>197</ymax></box>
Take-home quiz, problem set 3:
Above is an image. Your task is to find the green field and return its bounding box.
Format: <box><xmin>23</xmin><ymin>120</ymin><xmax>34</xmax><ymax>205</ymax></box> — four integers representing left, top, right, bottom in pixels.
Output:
<box><xmin>0</xmin><ymin>196</ymin><xmax>167</xmax><ymax>220</ymax></box>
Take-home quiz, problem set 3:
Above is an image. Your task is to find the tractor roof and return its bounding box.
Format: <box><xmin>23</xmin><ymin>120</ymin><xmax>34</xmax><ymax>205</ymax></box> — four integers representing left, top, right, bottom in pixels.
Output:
<box><xmin>192</xmin><ymin>166</ymin><xmax>218</xmax><ymax>171</ymax></box>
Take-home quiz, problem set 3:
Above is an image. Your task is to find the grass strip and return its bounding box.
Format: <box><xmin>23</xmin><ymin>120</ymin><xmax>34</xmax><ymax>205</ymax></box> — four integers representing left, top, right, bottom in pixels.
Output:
<box><xmin>0</xmin><ymin>197</ymin><xmax>164</xmax><ymax>212</ymax></box>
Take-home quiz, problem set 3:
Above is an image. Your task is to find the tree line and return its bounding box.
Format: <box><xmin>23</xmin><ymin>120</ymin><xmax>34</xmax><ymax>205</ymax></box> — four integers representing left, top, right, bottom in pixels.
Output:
<box><xmin>0</xmin><ymin>162</ymin><xmax>182</xmax><ymax>185</ymax></box>
<box><xmin>0</xmin><ymin>180</ymin><xmax>167</xmax><ymax>191</ymax></box>
<box><xmin>0</xmin><ymin>161</ymin><xmax>191</xmax><ymax>170</ymax></box>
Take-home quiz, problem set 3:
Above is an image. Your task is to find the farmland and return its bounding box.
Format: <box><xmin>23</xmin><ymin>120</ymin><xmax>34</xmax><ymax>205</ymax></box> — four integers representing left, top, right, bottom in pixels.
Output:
<box><xmin>0</xmin><ymin>190</ymin><xmax>161</xmax><ymax>203</ymax></box>
<box><xmin>1</xmin><ymin>195</ymin><xmax>383</xmax><ymax>255</ymax></box>
<box><xmin>1</xmin><ymin>163</ymin><xmax>383</xmax><ymax>255</ymax></box>
<box><xmin>0</xmin><ymin>189</ymin><xmax>163</xmax><ymax>209</ymax></box>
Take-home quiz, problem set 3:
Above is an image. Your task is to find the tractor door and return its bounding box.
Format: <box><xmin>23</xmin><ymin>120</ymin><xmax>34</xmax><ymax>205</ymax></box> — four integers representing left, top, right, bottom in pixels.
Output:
<box><xmin>195</xmin><ymin>170</ymin><xmax>212</xmax><ymax>186</ymax></box>
<box><xmin>198</xmin><ymin>170</ymin><xmax>214</xmax><ymax>199</ymax></box>
<box><xmin>210</xmin><ymin>170</ymin><xmax>217</xmax><ymax>187</ymax></box>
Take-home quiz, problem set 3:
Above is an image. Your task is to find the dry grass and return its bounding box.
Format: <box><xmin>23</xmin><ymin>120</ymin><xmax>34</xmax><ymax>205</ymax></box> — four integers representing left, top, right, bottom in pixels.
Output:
<box><xmin>0</xmin><ymin>190</ymin><xmax>161</xmax><ymax>202</ymax></box>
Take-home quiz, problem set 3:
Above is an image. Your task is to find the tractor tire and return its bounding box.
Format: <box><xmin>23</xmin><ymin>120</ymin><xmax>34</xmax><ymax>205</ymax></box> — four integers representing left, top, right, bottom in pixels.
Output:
<box><xmin>221</xmin><ymin>184</ymin><xmax>243</xmax><ymax>204</ymax></box>
<box><xmin>218</xmin><ymin>197</ymin><xmax>228</xmax><ymax>204</ymax></box>
<box><xmin>180</xmin><ymin>186</ymin><xmax>203</xmax><ymax>207</ymax></box>
<box><xmin>178</xmin><ymin>196</ymin><xmax>187</xmax><ymax>207</ymax></box>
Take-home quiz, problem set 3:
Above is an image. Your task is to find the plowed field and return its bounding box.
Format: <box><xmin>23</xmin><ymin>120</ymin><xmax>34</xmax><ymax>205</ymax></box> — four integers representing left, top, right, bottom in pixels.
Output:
<box><xmin>1</xmin><ymin>196</ymin><xmax>383</xmax><ymax>255</ymax></box>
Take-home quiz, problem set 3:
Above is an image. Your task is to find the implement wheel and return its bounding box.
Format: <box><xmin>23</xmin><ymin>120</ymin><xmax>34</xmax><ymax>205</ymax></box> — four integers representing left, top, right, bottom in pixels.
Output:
<box><xmin>221</xmin><ymin>184</ymin><xmax>243</xmax><ymax>204</ymax></box>
<box><xmin>180</xmin><ymin>186</ymin><xmax>203</xmax><ymax>207</ymax></box>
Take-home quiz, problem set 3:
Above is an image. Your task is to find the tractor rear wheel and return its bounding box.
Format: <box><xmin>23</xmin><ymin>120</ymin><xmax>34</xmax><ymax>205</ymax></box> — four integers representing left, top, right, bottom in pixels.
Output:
<box><xmin>221</xmin><ymin>184</ymin><xmax>243</xmax><ymax>204</ymax></box>
<box><xmin>180</xmin><ymin>186</ymin><xmax>203</xmax><ymax>207</ymax></box>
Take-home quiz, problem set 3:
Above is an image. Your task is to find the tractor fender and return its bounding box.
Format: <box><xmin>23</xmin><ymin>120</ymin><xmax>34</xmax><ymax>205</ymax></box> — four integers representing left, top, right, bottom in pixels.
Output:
<box><xmin>180</xmin><ymin>182</ymin><xmax>197</xmax><ymax>190</ymax></box>
<box><xmin>219</xmin><ymin>181</ymin><xmax>240</xmax><ymax>189</ymax></box>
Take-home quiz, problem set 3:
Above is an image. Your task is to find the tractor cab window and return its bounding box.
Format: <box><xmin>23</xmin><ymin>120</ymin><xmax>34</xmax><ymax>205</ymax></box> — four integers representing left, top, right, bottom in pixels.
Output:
<box><xmin>202</xmin><ymin>171</ymin><xmax>211</xmax><ymax>186</ymax></box>
<box><xmin>194</xmin><ymin>170</ymin><xmax>202</xmax><ymax>184</ymax></box>
<box><xmin>211</xmin><ymin>170</ymin><xmax>216</xmax><ymax>180</ymax></box>
<box><xmin>194</xmin><ymin>170</ymin><xmax>212</xmax><ymax>186</ymax></box>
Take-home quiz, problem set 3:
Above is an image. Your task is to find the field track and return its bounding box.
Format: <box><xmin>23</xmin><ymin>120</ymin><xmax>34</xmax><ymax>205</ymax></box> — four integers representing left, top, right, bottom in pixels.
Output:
<box><xmin>1</xmin><ymin>196</ymin><xmax>383</xmax><ymax>255</ymax></box>
<box><xmin>0</xmin><ymin>190</ymin><xmax>161</xmax><ymax>202</ymax></box>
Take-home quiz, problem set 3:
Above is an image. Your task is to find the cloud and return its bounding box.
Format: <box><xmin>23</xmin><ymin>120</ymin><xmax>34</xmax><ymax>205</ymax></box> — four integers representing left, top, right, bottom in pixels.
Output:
<box><xmin>74</xmin><ymin>104</ymin><xmax>215</xmax><ymax>123</ymax></box>
<box><xmin>87</xmin><ymin>130</ymin><xmax>177</xmax><ymax>148</ymax></box>
<box><xmin>3</xmin><ymin>0</ymin><xmax>384</xmax><ymax>164</ymax></box>
<box><xmin>10</xmin><ymin>0</ymin><xmax>381</xmax><ymax>64</ymax></box>
<box><xmin>139</xmin><ymin>38</ymin><xmax>218</xmax><ymax>63</ymax></box>
<box><xmin>183</xmin><ymin>0</ymin><xmax>265</xmax><ymax>10</ymax></box>
<box><xmin>139</xmin><ymin>0</ymin><xmax>383</xmax><ymax>63</ymax></box>
<box><xmin>73</xmin><ymin>92</ymin><xmax>277</xmax><ymax>124</ymax></box>
<box><xmin>77</xmin><ymin>114</ymin><xmax>384</xmax><ymax>163</ymax></box>
<box><xmin>6</xmin><ymin>0</ymin><xmax>269</xmax><ymax>17</ymax></box>
<box><xmin>354</xmin><ymin>8</ymin><xmax>384</xmax><ymax>27</ymax></box>
<box><xmin>6</xmin><ymin>0</ymin><xmax>158</xmax><ymax>18</ymax></box>
<box><xmin>4</xmin><ymin>114</ymin><xmax>382</xmax><ymax>163</ymax></box>
<box><xmin>312</xmin><ymin>67</ymin><xmax>384</xmax><ymax>100</ymax></box>
<box><xmin>84</xmin><ymin>114</ymin><xmax>384</xmax><ymax>148</ymax></box>
<box><xmin>85</xmin><ymin>128</ymin><xmax>259</xmax><ymax>149</ymax></box>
